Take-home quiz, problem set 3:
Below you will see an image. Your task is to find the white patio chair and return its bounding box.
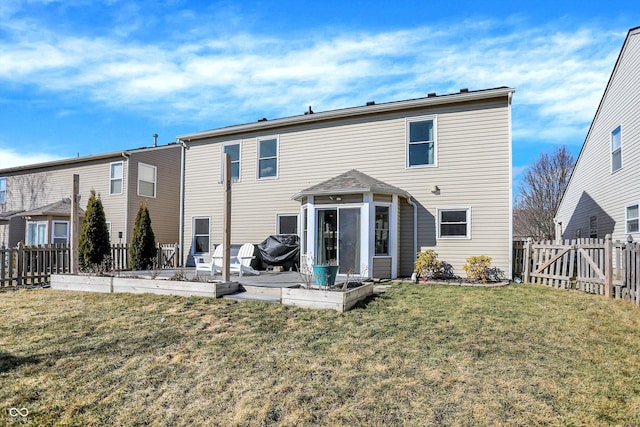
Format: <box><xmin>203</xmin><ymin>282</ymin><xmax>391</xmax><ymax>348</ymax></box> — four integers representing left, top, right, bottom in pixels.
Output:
<box><xmin>230</xmin><ymin>243</ymin><xmax>260</xmax><ymax>276</ymax></box>
<box><xmin>195</xmin><ymin>244</ymin><xmax>223</xmax><ymax>277</ymax></box>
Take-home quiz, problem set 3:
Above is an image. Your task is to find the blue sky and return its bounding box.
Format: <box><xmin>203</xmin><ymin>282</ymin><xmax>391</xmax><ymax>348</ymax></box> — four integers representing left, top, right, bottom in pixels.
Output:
<box><xmin>0</xmin><ymin>0</ymin><xmax>638</xmax><ymax>191</ymax></box>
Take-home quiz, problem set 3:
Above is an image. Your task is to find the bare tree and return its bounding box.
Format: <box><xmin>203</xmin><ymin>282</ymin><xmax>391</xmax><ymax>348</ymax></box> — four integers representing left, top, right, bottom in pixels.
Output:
<box><xmin>514</xmin><ymin>146</ymin><xmax>574</xmax><ymax>241</ymax></box>
<box><xmin>5</xmin><ymin>173</ymin><xmax>50</xmax><ymax>210</ymax></box>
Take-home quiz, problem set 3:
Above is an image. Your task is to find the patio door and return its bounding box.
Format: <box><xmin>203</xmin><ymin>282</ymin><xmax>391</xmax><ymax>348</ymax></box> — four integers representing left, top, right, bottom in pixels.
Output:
<box><xmin>316</xmin><ymin>208</ymin><xmax>361</xmax><ymax>274</ymax></box>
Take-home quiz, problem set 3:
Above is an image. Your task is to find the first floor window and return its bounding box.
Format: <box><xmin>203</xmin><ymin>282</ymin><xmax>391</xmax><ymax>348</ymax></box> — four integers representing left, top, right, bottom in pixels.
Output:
<box><xmin>375</xmin><ymin>205</ymin><xmax>390</xmax><ymax>255</ymax></box>
<box><xmin>0</xmin><ymin>177</ymin><xmax>6</xmax><ymax>204</ymax></box>
<box><xmin>110</xmin><ymin>161</ymin><xmax>123</xmax><ymax>195</ymax></box>
<box><xmin>193</xmin><ymin>217</ymin><xmax>210</xmax><ymax>253</ymax></box>
<box><xmin>52</xmin><ymin>221</ymin><xmax>69</xmax><ymax>245</ymax></box>
<box><xmin>277</xmin><ymin>214</ymin><xmax>298</xmax><ymax>235</ymax></box>
<box><xmin>258</xmin><ymin>137</ymin><xmax>278</xmax><ymax>179</ymax></box>
<box><xmin>589</xmin><ymin>216</ymin><xmax>598</xmax><ymax>239</ymax></box>
<box><xmin>138</xmin><ymin>163</ymin><xmax>156</xmax><ymax>197</ymax></box>
<box><xmin>438</xmin><ymin>208</ymin><xmax>471</xmax><ymax>239</ymax></box>
<box><xmin>626</xmin><ymin>204</ymin><xmax>639</xmax><ymax>233</ymax></box>
<box><xmin>27</xmin><ymin>222</ymin><xmax>47</xmax><ymax>246</ymax></box>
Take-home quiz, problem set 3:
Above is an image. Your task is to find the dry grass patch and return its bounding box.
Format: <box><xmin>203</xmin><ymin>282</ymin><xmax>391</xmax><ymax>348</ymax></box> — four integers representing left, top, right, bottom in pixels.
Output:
<box><xmin>1</xmin><ymin>284</ymin><xmax>640</xmax><ymax>425</ymax></box>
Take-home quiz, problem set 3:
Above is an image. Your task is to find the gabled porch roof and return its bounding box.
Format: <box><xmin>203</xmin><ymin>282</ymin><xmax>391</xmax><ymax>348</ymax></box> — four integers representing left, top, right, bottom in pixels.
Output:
<box><xmin>292</xmin><ymin>169</ymin><xmax>410</xmax><ymax>200</ymax></box>
<box><xmin>19</xmin><ymin>198</ymin><xmax>85</xmax><ymax>218</ymax></box>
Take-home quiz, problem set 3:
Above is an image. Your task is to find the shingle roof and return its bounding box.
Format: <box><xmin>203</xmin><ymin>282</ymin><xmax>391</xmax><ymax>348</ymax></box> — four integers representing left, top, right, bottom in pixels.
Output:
<box><xmin>19</xmin><ymin>198</ymin><xmax>85</xmax><ymax>217</ymax></box>
<box><xmin>292</xmin><ymin>169</ymin><xmax>409</xmax><ymax>200</ymax></box>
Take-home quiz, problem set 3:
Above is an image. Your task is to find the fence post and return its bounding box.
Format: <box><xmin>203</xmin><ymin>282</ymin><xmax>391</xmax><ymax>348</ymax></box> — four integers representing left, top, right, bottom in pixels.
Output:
<box><xmin>604</xmin><ymin>234</ymin><xmax>612</xmax><ymax>298</ymax></box>
<box><xmin>174</xmin><ymin>242</ymin><xmax>180</xmax><ymax>268</ymax></box>
<box><xmin>523</xmin><ymin>238</ymin><xmax>532</xmax><ymax>284</ymax></box>
<box><xmin>16</xmin><ymin>242</ymin><xmax>23</xmax><ymax>287</ymax></box>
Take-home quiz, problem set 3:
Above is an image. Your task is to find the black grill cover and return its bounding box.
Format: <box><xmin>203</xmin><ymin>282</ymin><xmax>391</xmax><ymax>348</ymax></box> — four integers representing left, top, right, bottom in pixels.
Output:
<box><xmin>257</xmin><ymin>234</ymin><xmax>300</xmax><ymax>269</ymax></box>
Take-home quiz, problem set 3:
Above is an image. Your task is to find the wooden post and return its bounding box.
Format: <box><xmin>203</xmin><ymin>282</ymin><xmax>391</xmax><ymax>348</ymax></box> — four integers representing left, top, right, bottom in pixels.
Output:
<box><xmin>222</xmin><ymin>154</ymin><xmax>231</xmax><ymax>282</ymax></box>
<box><xmin>70</xmin><ymin>174</ymin><xmax>80</xmax><ymax>274</ymax></box>
<box><xmin>604</xmin><ymin>234</ymin><xmax>613</xmax><ymax>298</ymax></box>
<box><xmin>174</xmin><ymin>242</ymin><xmax>180</xmax><ymax>268</ymax></box>
<box><xmin>523</xmin><ymin>238</ymin><xmax>532</xmax><ymax>284</ymax></box>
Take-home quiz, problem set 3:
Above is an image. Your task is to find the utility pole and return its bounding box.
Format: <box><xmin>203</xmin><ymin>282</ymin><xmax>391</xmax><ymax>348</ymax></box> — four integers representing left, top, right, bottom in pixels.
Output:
<box><xmin>70</xmin><ymin>174</ymin><xmax>80</xmax><ymax>273</ymax></box>
<box><xmin>222</xmin><ymin>154</ymin><xmax>231</xmax><ymax>282</ymax></box>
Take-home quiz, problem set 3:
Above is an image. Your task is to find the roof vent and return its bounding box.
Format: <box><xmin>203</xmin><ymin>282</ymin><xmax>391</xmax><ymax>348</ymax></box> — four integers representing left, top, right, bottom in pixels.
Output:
<box><xmin>304</xmin><ymin>106</ymin><xmax>314</xmax><ymax>115</ymax></box>
<box><xmin>427</xmin><ymin>92</ymin><xmax>437</xmax><ymax>97</ymax></box>
<box><xmin>153</xmin><ymin>133</ymin><xmax>158</xmax><ymax>147</ymax></box>
<box><xmin>258</xmin><ymin>118</ymin><xmax>267</xmax><ymax>122</ymax></box>
<box><xmin>460</xmin><ymin>88</ymin><xmax>469</xmax><ymax>93</ymax></box>
<box><xmin>366</xmin><ymin>101</ymin><xmax>375</xmax><ymax>106</ymax></box>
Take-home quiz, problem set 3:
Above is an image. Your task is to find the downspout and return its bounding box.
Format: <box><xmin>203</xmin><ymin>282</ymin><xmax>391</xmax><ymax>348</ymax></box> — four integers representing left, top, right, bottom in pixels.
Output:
<box><xmin>121</xmin><ymin>151</ymin><xmax>131</xmax><ymax>243</ymax></box>
<box><xmin>178</xmin><ymin>139</ymin><xmax>187</xmax><ymax>267</ymax></box>
<box><xmin>406</xmin><ymin>195</ymin><xmax>418</xmax><ymax>272</ymax></box>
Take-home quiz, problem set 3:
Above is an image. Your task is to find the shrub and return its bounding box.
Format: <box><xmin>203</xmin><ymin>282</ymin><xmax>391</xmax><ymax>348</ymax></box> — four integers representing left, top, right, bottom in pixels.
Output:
<box><xmin>130</xmin><ymin>204</ymin><xmax>157</xmax><ymax>270</ymax></box>
<box><xmin>78</xmin><ymin>190</ymin><xmax>111</xmax><ymax>272</ymax></box>
<box><xmin>414</xmin><ymin>249</ymin><xmax>443</xmax><ymax>280</ymax></box>
<box><xmin>463</xmin><ymin>255</ymin><xmax>492</xmax><ymax>283</ymax></box>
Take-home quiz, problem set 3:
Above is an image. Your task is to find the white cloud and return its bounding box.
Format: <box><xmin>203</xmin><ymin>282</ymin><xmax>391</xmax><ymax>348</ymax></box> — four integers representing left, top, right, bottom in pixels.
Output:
<box><xmin>0</xmin><ymin>147</ymin><xmax>63</xmax><ymax>169</ymax></box>
<box><xmin>0</xmin><ymin>8</ymin><xmax>627</xmax><ymax>152</ymax></box>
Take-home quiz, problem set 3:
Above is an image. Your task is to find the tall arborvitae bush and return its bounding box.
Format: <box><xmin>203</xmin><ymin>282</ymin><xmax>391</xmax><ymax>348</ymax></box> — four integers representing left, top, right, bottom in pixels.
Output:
<box><xmin>130</xmin><ymin>204</ymin><xmax>157</xmax><ymax>270</ymax></box>
<box><xmin>78</xmin><ymin>190</ymin><xmax>111</xmax><ymax>272</ymax></box>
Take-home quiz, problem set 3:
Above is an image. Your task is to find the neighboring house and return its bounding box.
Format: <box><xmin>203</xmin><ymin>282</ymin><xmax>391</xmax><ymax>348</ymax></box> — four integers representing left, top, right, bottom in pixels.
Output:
<box><xmin>178</xmin><ymin>87</ymin><xmax>515</xmax><ymax>279</ymax></box>
<box><xmin>555</xmin><ymin>27</ymin><xmax>640</xmax><ymax>242</ymax></box>
<box><xmin>0</xmin><ymin>144</ymin><xmax>182</xmax><ymax>248</ymax></box>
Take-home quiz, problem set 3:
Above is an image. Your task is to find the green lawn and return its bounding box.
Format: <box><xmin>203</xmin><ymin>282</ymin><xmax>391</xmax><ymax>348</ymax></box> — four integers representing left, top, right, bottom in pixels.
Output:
<box><xmin>1</xmin><ymin>283</ymin><xmax>640</xmax><ymax>426</ymax></box>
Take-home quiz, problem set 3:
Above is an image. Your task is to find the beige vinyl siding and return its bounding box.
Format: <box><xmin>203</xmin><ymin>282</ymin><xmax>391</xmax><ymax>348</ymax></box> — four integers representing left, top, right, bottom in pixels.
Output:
<box><xmin>372</xmin><ymin>257</ymin><xmax>392</xmax><ymax>278</ymax></box>
<box><xmin>183</xmin><ymin>97</ymin><xmax>511</xmax><ymax>275</ymax></box>
<box><xmin>1</xmin><ymin>158</ymin><xmax>128</xmax><ymax>244</ymax></box>
<box><xmin>556</xmin><ymin>30</ymin><xmax>640</xmax><ymax>244</ymax></box>
<box><xmin>127</xmin><ymin>146</ymin><xmax>181</xmax><ymax>244</ymax></box>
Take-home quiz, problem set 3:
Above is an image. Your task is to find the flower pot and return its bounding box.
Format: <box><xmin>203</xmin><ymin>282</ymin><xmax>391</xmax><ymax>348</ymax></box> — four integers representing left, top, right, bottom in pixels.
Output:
<box><xmin>313</xmin><ymin>265</ymin><xmax>339</xmax><ymax>287</ymax></box>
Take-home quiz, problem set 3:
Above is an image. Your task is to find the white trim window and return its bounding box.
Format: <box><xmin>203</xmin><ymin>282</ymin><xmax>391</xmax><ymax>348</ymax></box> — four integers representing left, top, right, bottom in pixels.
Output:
<box><xmin>406</xmin><ymin>116</ymin><xmax>437</xmax><ymax>167</ymax></box>
<box><xmin>611</xmin><ymin>125</ymin><xmax>622</xmax><ymax>173</ymax></box>
<box><xmin>437</xmin><ymin>207</ymin><xmax>471</xmax><ymax>239</ymax></box>
<box><xmin>374</xmin><ymin>205</ymin><xmax>390</xmax><ymax>256</ymax></box>
<box><xmin>110</xmin><ymin>161</ymin><xmax>124</xmax><ymax>195</ymax></box>
<box><xmin>222</xmin><ymin>142</ymin><xmax>241</xmax><ymax>182</ymax></box>
<box><xmin>27</xmin><ymin>221</ymin><xmax>47</xmax><ymax>246</ymax></box>
<box><xmin>106</xmin><ymin>222</ymin><xmax>112</xmax><ymax>240</ymax></box>
<box><xmin>0</xmin><ymin>177</ymin><xmax>6</xmax><ymax>204</ymax></box>
<box><xmin>257</xmin><ymin>136</ymin><xmax>278</xmax><ymax>179</ymax></box>
<box><xmin>626</xmin><ymin>204</ymin><xmax>639</xmax><ymax>234</ymax></box>
<box><xmin>193</xmin><ymin>217</ymin><xmax>211</xmax><ymax>254</ymax></box>
<box><xmin>277</xmin><ymin>213</ymin><xmax>299</xmax><ymax>235</ymax></box>
<box><xmin>52</xmin><ymin>221</ymin><xmax>69</xmax><ymax>245</ymax></box>
<box><xmin>138</xmin><ymin>163</ymin><xmax>157</xmax><ymax>198</ymax></box>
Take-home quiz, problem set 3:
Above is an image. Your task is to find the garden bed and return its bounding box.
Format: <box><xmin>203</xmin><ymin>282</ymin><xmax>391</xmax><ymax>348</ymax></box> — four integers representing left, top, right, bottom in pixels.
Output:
<box><xmin>50</xmin><ymin>274</ymin><xmax>239</xmax><ymax>298</ymax></box>
<box><xmin>281</xmin><ymin>282</ymin><xmax>373</xmax><ymax>312</ymax></box>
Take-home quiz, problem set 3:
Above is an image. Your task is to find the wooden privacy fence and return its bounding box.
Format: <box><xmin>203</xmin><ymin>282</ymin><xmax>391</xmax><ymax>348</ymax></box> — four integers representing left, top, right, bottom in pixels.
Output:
<box><xmin>519</xmin><ymin>234</ymin><xmax>640</xmax><ymax>306</ymax></box>
<box><xmin>1</xmin><ymin>242</ymin><xmax>180</xmax><ymax>288</ymax></box>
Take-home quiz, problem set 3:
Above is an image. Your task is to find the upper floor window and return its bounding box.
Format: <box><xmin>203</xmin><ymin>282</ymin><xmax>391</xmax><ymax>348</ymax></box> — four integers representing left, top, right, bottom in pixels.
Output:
<box><xmin>138</xmin><ymin>163</ymin><xmax>156</xmax><ymax>198</ymax></box>
<box><xmin>110</xmin><ymin>162</ymin><xmax>123</xmax><ymax>195</ymax></box>
<box><xmin>407</xmin><ymin>116</ymin><xmax>436</xmax><ymax>167</ymax></box>
<box><xmin>626</xmin><ymin>204</ymin><xmax>638</xmax><ymax>234</ymax></box>
<box><xmin>375</xmin><ymin>205</ymin><xmax>390</xmax><ymax>255</ymax></box>
<box><xmin>222</xmin><ymin>142</ymin><xmax>241</xmax><ymax>182</ymax></box>
<box><xmin>438</xmin><ymin>207</ymin><xmax>471</xmax><ymax>239</ymax></box>
<box><xmin>0</xmin><ymin>177</ymin><xmax>6</xmax><ymax>204</ymax></box>
<box><xmin>258</xmin><ymin>137</ymin><xmax>278</xmax><ymax>179</ymax></box>
<box><xmin>611</xmin><ymin>125</ymin><xmax>622</xmax><ymax>173</ymax></box>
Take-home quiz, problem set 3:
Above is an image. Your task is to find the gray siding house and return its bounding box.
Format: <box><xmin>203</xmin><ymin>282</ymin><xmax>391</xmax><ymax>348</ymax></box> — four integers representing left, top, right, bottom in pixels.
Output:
<box><xmin>555</xmin><ymin>27</ymin><xmax>640</xmax><ymax>242</ymax></box>
<box><xmin>178</xmin><ymin>87</ymin><xmax>515</xmax><ymax>279</ymax></box>
<box><xmin>0</xmin><ymin>144</ymin><xmax>182</xmax><ymax>248</ymax></box>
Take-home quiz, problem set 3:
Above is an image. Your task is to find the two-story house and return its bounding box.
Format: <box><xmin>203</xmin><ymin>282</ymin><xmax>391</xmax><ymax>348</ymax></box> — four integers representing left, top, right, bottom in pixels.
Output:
<box><xmin>555</xmin><ymin>27</ymin><xmax>640</xmax><ymax>242</ymax></box>
<box><xmin>178</xmin><ymin>87</ymin><xmax>515</xmax><ymax>279</ymax></box>
<box><xmin>0</xmin><ymin>144</ymin><xmax>182</xmax><ymax>248</ymax></box>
